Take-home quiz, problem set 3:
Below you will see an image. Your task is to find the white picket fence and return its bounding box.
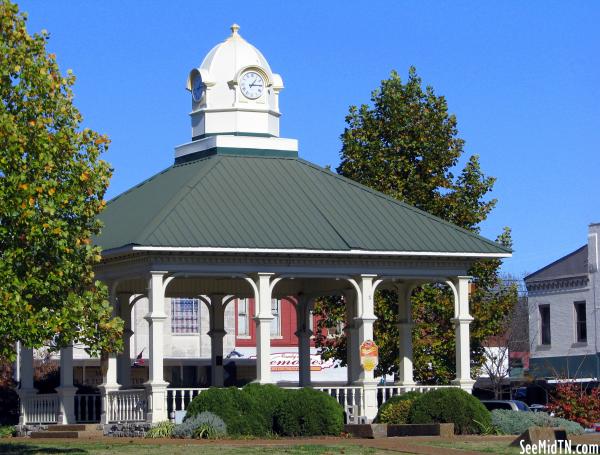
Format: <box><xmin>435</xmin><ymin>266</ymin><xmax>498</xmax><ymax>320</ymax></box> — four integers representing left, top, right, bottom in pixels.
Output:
<box><xmin>21</xmin><ymin>393</ymin><xmax>59</xmax><ymax>424</ymax></box>
<box><xmin>106</xmin><ymin>389</ymin><xmax>147</xmax><ymax>423</ymax></box>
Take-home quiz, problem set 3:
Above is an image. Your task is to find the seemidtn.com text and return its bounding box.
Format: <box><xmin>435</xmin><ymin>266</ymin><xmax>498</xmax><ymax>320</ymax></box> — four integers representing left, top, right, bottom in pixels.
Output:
<box><xmin>520</xmin><ymin>440</ymin><xmax>600</xmax><ymax>454</ymax></box>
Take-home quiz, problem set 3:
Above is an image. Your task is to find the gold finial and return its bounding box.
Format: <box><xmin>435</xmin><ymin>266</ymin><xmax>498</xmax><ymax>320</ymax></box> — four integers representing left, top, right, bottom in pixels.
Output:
<box><xmin>230</xmin><ymin>24</ymin><xmax>240</xmax><ymax>36</ymax></box>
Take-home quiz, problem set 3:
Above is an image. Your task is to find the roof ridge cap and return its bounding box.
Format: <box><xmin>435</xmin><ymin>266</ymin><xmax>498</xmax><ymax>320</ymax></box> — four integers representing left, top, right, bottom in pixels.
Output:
<box><xmin>295</xmin><ymin>158</ymin><xmax>511</xmax><ymax>254</ymax></box>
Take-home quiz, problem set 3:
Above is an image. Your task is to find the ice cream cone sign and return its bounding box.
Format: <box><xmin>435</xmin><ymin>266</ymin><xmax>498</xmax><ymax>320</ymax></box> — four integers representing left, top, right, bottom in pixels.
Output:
<box><xmin>360</xmin><ymin>340</ymin><xmax>379</xmax><ymax>372</ymax></box>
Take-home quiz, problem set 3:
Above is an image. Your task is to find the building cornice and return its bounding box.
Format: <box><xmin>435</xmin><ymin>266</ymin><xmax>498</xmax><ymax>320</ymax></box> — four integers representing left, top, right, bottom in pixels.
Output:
<box><xmin>526</xmin><ymin>275</ymin><xmax>589</xmax><ymax>294</ymax></box>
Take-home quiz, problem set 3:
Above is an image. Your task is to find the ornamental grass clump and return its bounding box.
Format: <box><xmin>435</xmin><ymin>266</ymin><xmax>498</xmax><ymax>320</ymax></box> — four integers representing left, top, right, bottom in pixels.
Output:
<box><xmin>408</xmin><ymin>388</ymin><xmax>491</xmax><ymax>434</ymax></box>
<box><xmin>172</xmin><ymin>411</ymin><xmax>226</xmax><ymax>439</ymax></box>
<box><xmin>375</xmin><ymin>391</ymin><xmax>421</xmax><ymax>424</ymax></box>
<box><xmin>145</xmin><ymin>421</ymin><xmax>174</xmax><ymax>439</ymax></box>
<box><xmin>491</xmin><ymin>409</ymin><xmax>583</xmax><ymax>435</ymax></box>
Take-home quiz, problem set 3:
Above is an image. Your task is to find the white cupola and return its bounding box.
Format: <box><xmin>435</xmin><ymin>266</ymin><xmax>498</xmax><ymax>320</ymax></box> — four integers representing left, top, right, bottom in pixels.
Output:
<box><xmin>176</xmin><ymin>25</ymin><xmax>297</xmax><ymax>162</ymax></box>
<box><xmin>186</xmin><ymin>24</ymin><xmax>284</xmax><ymax>139</ymax></box>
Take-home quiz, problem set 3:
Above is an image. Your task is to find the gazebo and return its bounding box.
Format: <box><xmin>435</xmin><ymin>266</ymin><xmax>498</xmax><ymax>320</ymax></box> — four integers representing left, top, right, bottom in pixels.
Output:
<box><xmin>17</xmin><ymin>25</ymin><xmax>511</xmax><ymax>427</ymax></box>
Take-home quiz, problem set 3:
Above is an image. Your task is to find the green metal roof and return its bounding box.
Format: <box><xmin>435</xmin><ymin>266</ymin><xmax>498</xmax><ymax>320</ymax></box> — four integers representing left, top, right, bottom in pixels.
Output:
<box><xmin>96</xmin><ymin>152</ymin><xmax>511</xmax><ymax>256</ymax></box>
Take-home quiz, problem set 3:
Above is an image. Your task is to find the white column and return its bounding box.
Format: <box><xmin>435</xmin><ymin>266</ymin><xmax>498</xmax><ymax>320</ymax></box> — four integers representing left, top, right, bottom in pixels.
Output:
<box><xmin>450</xmin><ymin>276</ymin><xmax>475</xmax><ymax>392</ymax></box>
<box><xmin>117</xmin><ymin>293</ymin><xmax>132</xmax><ymax>389</ymax></box>
<box><xmin>295</xmin><ymin>296</ymin><xmax>313</xmax><ymax>387</ymax></box>
<box><xmin>144</xmin><ymin>271</ymin><xmax>169</xmax><ymax>423</ymax></box>
<box><xmin>344</xmin><ymin>292</ymin><xmax>361</xmax><ymax>384</ymax></box>
<box><xmin>18</xmin><ymin>347</ymin><xmax>36</xmax><ymax>425</ymax></box>
<box><xmin>13</xmin><ymin>342</ymin><xmax>21</xmax><ymax>383</ymax></box>
<box><xmin>254</xmin><ymin>273</ymin><xmax>274</xmax><ymax>384</ymax></box>
<box><xmin>99</xmin><ymin>284</ymin><xmax>122</xmax><ymax>425</ymax></box>
<box><xmin>20</xmin><ymin>347</ymin><xmax>35</xmax><ymax>390</ymax></box>
<box><xmin>354</xmin><ymin>274</ymin><xmax>379</xmax><ymax>422</ymax></box>
<box><xmin>57</xmin><ymin>345</ymin><xmax>77</xmax><ymax>424</ymax></box>
<box><xmin>396</xmin><ymin>284</ymin><xmax>415</xmax><ymax>386</ymax></box>
<box><xmin>208</xmin><ymin>295</ymin><xmax>226</xmax><ymax>387</ymax></box>
<box><xmin>99</xmin><ymin>352</ymin><xmax>119</xmax><ymax>424</ymax></box>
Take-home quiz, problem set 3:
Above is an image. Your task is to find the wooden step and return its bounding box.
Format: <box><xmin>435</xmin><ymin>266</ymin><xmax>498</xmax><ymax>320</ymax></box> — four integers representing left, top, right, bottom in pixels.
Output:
<box><xmin>30</xmin><ymin>431</ymin><xmax>80</xmax><ymax>439</ymax></box>
<box><xmin>46</xmin><ymin>424</ymin><xmax>92</xmax><ymax>432</ymax></box>
<box><xmin>30</xmin><ymin>424</ymin><xmax>102</xmax><ymax>439</ymax></box>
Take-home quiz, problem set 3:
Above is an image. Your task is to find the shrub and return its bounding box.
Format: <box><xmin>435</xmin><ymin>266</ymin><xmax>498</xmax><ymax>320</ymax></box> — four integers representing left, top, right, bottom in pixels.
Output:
<box><xmin>273</xmin><ymin>387</ymin><xmax>344</xmax><ymax>436</ymax></box>
<box><xmin>548</xmin><ymin>382</ymin><xmax>600</xmax><ymax>428</ymax></box>
<box><xmin>185</xmin><ymin>387</ymin><xmax>268</xmax><ymax>436</ymax></box>
<box><xmin>173</xmin><ymin>411</ymin><xmax>227</xmax><ymax>439</ymax></box>
<box><xmin>145</xmin><ymin>421</ymin><xmax>174</xmax><ymax>439</ymax></box>
<box><xmin>242</xmin><ymin>383</ymin><xmax>287</xmax><ymax>431</ymax></box>
<box><xmin>408</xmin><ymin>388</ymin><xmax>491</xmax><ymax>434</ymax></box>
<box><xmin>0</xmin><ymin>425</ymin><xmax>14</xmax><ymax>438</ymax></box>
<box><xmin>375</xmin><ymin>392</ymin><xmax>421</xmax><ymax>424</ymax></box>
<box><xmin>491</xmin><ymin>410</ymin><xmax>584</xmax><ymax>435</ymax></box>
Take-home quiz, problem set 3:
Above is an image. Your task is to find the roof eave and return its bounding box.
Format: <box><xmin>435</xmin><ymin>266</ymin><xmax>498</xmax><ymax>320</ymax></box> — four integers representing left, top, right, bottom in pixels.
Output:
<box><xmin>100</xmin><ymin>244</ymin><xmax>511</xmax><ymax>259</ymax></box>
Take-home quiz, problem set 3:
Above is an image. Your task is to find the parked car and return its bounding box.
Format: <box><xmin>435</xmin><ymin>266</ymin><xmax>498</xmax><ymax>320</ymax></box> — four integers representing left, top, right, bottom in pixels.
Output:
<box><xmin>529</xmin><ymin>404</ymin><xmax>548</xmax><ymax>413</ymax></box>
<box><xmin>480</xmin><ymin>400</ymin><xmax>531</xmax><ymax>412</ymax></box>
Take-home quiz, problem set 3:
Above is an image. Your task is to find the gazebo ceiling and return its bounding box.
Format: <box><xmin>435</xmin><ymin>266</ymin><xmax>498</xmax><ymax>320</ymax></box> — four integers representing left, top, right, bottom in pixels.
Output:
<box><xmin>96</xmin><ymin>152</ymin><xmax>510</xmax><ymax>258</ymax></box>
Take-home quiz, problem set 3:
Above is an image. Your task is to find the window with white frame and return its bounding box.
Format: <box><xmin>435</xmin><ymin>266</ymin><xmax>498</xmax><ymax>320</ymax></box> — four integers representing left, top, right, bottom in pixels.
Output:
<box><xmin>574</xmin><ymin>301</ymin><xmax>587</xmax><ymax>343</ymax></box>
<box><xmin>237</xmin><ymin>298</ymin><xmax>249</xmax><ymax>337</ymax></box>
<box><xmin>271</xmin><ymin>299</ymin><xmax>281</xmax><ymax>337</ymax></box>
<box><xmin>171</xmin><ymin>298</ymin><xmax>199</xmax><ymax>334</ymax></box>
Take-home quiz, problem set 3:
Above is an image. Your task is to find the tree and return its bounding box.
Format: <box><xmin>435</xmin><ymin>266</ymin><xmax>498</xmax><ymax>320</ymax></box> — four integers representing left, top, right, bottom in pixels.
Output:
<box><xmin>314</xmin><ymin>68</ymin><xmax>517</xmax><ymax>383</ymax></box>
<box><xmin>0</xmin><ymin>0</ymin><xmax>123</xmax><ymax>360</ymax></box>
<box><xmin>480</xmin><ymin>287</ymin><xmax>529</xmax><ymax>399</ymax></box>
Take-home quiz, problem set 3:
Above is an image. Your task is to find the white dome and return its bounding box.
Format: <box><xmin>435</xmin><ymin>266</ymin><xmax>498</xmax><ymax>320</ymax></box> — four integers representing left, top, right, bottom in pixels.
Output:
<box><xmin>200</xmin><ymin>24</ymin><xmax>274</xmax><ymax>80</ymax></box>
<box><xmin>187</xmin><ymin>24</ymin><xmax>285</xmax><ymax>140</ymax></box>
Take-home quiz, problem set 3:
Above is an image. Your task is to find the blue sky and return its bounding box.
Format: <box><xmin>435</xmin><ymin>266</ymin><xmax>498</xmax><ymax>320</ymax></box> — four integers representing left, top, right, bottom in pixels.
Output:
<box><xmin>16</xmin><ymin>1</ymin><xmax>600</xmax><ymax>277</ymax></box>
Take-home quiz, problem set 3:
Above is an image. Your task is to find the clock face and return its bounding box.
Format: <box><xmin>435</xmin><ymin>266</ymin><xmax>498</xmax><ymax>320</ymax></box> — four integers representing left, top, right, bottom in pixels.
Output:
<box><xmin>240</xmin><ymin>71</ymin><xmax>265</xmax><ymax>99</ymax></box>
<box><xmin>192</xmin><ymin>74</ymin><xmax>203</xmax><ymax>102</ymax></box>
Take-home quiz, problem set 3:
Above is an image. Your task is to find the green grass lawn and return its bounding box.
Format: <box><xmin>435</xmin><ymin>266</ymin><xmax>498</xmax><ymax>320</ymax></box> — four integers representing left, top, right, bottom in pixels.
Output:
<box><xmin>416</xmin><ymin>440</ymin><xmax>521</xmax><ymax>454</ymax></box>
<box><xmin>0</xmin><ymin>440</ymin><xmax>392</xmax><ymax>455</ymax></box>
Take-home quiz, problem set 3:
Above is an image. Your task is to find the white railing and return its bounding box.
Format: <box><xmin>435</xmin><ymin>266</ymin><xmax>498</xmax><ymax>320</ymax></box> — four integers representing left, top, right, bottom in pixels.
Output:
<box><xmin>164</xmin><ymin>386</ymin><xmax>364</xmax><ymax>419</ymax></box>
<box><xmin>107</xmin><ymin>389</ymin><xmax>147</xmax><ymax>423</ymax></box>
<box><xmin>75</xmin><ymin>394</ymin><xmax>101</xmax><ymax>423</ymax></box>
<box><xmin>21</xmin><ymin>393</ymin><xmax>59</xmax><ymax>424</ymax></box>
<box><xmin>109</xmin><ymin>383</ymin><xmax>460</xmax><ymax>424</ymax></box>
<box><xmin>314</xmin><ymin>386</ymin><xmax>363</xmax><ymax>418</ymax></box>
<box><xmin>166</xmin><ymin>388</ymin><xmax>207</xmax><ymax>413</ymax></box>
<box><xmin>377</xmin><ymin>384</ymin><xmax>457</xmax><ymax>406</ymax></box>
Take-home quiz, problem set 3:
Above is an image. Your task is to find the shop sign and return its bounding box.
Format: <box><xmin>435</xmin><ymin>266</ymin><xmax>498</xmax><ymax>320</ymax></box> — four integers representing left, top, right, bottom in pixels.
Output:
<box><xmin>360</xmin><ymin>340</ymin><xmax>378</xmax><ymax>372</ymax></box>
